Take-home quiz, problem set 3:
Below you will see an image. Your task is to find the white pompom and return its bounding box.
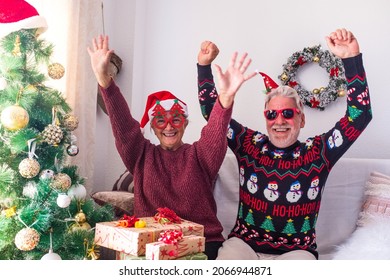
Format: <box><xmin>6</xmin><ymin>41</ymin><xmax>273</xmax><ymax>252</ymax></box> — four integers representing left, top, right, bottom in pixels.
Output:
<box><xmin>23</xmin><ymin>181</ymin><xmax>38</xmax><ymax>198</ymax></box>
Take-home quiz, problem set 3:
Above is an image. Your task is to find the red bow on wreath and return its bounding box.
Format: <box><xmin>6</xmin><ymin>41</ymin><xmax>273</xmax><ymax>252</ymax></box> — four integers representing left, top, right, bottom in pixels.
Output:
<box><xmin>154</xmin><ymin>207</ymin><xmax>182</xmax><ymax>224</ymax></box>
<box><xmin>116</xmin><ymin>214</ymin><xmax>139</xmax><ymax>227</ymax></box>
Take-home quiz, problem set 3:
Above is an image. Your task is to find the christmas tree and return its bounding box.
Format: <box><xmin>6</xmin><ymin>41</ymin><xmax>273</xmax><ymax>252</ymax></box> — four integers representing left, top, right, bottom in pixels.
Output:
<box><xmin>0</xmin><ymin>0</ymin><xmax>114</xmax><ymax>260</ymax></box>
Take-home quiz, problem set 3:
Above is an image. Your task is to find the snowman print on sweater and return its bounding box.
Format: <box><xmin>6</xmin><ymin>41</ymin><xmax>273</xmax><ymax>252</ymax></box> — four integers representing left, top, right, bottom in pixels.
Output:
<box><xmin>286</xmin><ymin>181</ymin><xmax>302</xmax><ymax>203</ymax></box>
<box><xmin>327</xmin><ymin>129</ymin><xmax>343</xmax><ymax>149</ymax></box>
<box><xmin>263</xmin><ymin>181</ymin><xmax>280</xmax><ymax>202</ymax></box>
<box><xmin>247</xmin><ymin>173</ymin><xmax>258</xmax><ymax>194</ymax></box>
<box><xmin>307</xmin><ymin>176</ymin><xmax>320</xmax><ymax>200</ymax></box>
<box><xmin>239</xmin><ymin>166</ymin><xmax>245</xmax><ymax>186</ymax></box>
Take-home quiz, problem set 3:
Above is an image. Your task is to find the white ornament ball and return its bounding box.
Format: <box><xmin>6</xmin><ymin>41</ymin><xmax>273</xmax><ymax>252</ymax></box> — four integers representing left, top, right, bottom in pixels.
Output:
<box><xmin>67</xmin><ymin>184</ymin><xmax>87</xmax><ymax>200</ymax></box>
<box><xmin>14</xmin><ymin>227</ymin><xmax>40</xmax><ymax>251</ymax></box>
<box><xmin>40</xmin><ymin>169</ymin><xmax>55</xmax><ymax>180</ymax></box>
<box><xmin>41</xmin><ymin>249</ymin><xmax>62</xmax><ymax>260</ymax></box>
<box><xmin>19</xmin><ymin>158</ymin><xmax>40</xmax><ymax>178</ymax></box>
<box><xmin>56</xmin><ymin>193</ymin><xmax>71</xmax><ymax>208</ymax></box>
<box><xmin>23</xmin><ymin>181</ymin><xmax>38</xmax><ymax>198</ymax></box>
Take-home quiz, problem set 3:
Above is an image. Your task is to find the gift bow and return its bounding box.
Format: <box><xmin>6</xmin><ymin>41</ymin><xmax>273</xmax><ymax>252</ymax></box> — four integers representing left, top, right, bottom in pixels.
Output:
<box><xmin>116</xmin><ymin>214</ymin><xmax>139</xmax><ymax>227</ymax></box>
<box><xmin>154</xmin><ymin>207</ymin><xmax>182</xmax><ymax>224</ymax></box>
<box><xmin>158</xmin><ymin>229</ymin><xmax>183</xmax><ymax>245</ymax></box>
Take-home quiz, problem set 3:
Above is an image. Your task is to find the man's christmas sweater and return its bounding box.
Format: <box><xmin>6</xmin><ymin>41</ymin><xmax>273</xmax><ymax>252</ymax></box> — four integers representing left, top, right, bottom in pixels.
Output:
<box><xmin>197</xmin><ymin>54</ymin><xmax>372</xmax><ymax>258</ymax></box>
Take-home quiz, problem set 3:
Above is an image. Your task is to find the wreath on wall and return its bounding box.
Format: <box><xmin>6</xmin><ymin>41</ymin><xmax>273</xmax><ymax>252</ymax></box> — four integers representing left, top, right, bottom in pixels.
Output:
<box><xmin>278</xmin><ymin>45</ymin><xmax>347</xmax><ymax>111</ymax></box>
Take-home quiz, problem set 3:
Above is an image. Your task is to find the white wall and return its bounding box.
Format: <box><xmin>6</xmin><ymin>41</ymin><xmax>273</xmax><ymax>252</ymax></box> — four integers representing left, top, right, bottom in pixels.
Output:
<box><xmin>93</xmin><ymin>0</ymin><xmax>390</xmax><ymax>192</ymax></box>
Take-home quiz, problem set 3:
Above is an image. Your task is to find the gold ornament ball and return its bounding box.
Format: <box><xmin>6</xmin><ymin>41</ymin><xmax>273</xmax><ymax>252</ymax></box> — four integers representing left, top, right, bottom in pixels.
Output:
<box><xmin>75</xmin><ymin>210</ymin><xmax>87</xmax><ymax>223</ymax></box>
<box><xmin>19</xmin><ymin>158</ymin><xmax>40</xmax><ymax>178</ymax></box>
<box><xmin>313</xmin><ymin>56</ymin><xmax>320</xmax><ymax>63</ymax></box>
<box><xmin>281</xmin><ymin>73</ymin><xmax>288</xmax><ymax>81</ymax></box>
<box><xmin>62</xmin><ymin>114</ymin><xmax>79</xmax><ymax>131</ymax></box>
<box><xmin>70</xmin><ymin>221</ymin><xmax>91</xmax><ymax>232</ymax></box>
<box><xmin>312</xmin><ymin>88</ymin><xmax>320</xmax><ymax>94</ymax></box>
<box><xmin>338</xmin><ymin>90</ymin><xmax>346</xmax><ymax>97</ymax></box>
<box><xmin>0</xmin><ymin>105</ymin><xmax>29</xmax><ymax>131</ymax></box>
<box><xmin>14</xmin><ymin>227</ymin><xmax>40</xmax><ymax>251</ymax></box>
<box><xmin>48</xmin><ymin>63</ymin><xmax>65</xmax><ymax>79</ymax></box>
<box><xmin>50</xmin><ymin>173</ymin><xmax>72</xmax><ymax>192</ymax></box>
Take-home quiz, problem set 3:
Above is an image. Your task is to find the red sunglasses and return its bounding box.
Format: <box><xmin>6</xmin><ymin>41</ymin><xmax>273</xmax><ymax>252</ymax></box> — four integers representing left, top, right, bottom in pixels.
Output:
<box><xmin>264</xmin><ymin>108</ymin><xmax>300</xmax><ymax>120</ymax></box>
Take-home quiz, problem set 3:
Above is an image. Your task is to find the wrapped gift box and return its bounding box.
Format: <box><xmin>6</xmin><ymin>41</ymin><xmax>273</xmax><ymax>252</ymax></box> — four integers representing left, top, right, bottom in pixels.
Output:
<box><xmin>94</xmin><ymin>217</ymin><xmax>204</xmax><ymax>256</ymax></box>
<box><xmin>116</xmin><ymin>251</ymin><xmax>208</xmax><ymax>260</ymax></box>
<box><xmin>145</xmin><ymin>235</ymin><xmax>206</xmax><ymax>260</ymax></box>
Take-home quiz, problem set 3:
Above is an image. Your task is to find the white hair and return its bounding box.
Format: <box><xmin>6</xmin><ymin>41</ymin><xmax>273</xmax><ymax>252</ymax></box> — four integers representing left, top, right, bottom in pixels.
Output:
<box><xmin>264</xmin><ymin>86</ymin><xmax>304</xmax><ymax>112</ymax></box>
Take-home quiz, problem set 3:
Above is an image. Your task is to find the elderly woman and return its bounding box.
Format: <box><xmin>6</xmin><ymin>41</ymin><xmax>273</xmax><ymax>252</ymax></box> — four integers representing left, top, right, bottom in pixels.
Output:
<box><xmin>88</xmin><ymin>35</ymin><xmax>256</xmax><ymax>259</ymax></box>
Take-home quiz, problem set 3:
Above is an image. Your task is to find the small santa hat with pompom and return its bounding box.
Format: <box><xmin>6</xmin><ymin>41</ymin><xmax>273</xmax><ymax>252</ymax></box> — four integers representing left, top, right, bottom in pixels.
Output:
<box><xmin>140</xmin><ymin>91</ymin><xmax>188</xmax><ymax>129</ymax></box>
<box><xmin>0</xmin><ymin>0</ymin><xmax>47</xmax><ymax>38</ymax></box>
<box><xmin>258</xmin><ymin>71</ymin><xmax>279</xmax><ymax>93</ymax></box>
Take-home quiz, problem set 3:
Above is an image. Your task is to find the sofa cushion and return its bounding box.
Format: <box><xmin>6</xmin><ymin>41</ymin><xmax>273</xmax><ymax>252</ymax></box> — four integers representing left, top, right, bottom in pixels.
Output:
<box><xmin>91</xmin><ymin>191</ymin><xmax>134</xmax><ymax>217</ymax></box>
<box><xmin>112</xmin><ymin>170</ymin><xmax>134</xmax><ymax>192</ymax></box>
<box><xmin>332</xmin><ymin>171</ymin><xmax>390</xmax><ymax>259</ymax></box>
<box><xmin>357</xmin><ymin>171</ymin><xmax>390</xmax><ymax>226</ymax></box>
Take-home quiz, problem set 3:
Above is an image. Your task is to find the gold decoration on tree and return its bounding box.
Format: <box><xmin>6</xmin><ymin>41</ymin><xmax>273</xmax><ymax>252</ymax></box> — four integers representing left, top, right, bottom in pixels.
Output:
<box><xmin>50</xmin><ymin>172</ymin><xmax>72</xmax><ymax>192</ymax></box>
<box><xmin>41</xmin><ymin>123</ymin><xmax>63</xmax><ymax>146</ymax></box>
<box><xmin>14</xmin><ymin>227</ymin><xmax>40</xmax><ymax>251</ymax></box>
<box><xmin>62</xmin><ymin>114</ymin><xmax>79</xmax><ymax>131</ymax></box>
<box><xmin>48</xmin><ymin>63</ymin><xmax>65</xmax><ymax>79</ymax></box>
<box><xmin>70</xmin><ymin>209</ymin><xmax>91</xmax><ymax>232</ymax></box>
<box><xmin>18</xmin><ymin>158</ymin><xmax>40</xmax><ymax>178</ymax></box>
<box><xmin>0</xmin><ymin>104</ymin><xmax>29</xmax><ymax>131</ymax></box>
<box><xmin>84</xmin><ymin>239</ymin><xmax>100</xmax><ymax>260</ymax></box>
<box><xmin>12</xmin><ymin>35</ymin><xmax>21</xmax><ymax>56</ymax></box>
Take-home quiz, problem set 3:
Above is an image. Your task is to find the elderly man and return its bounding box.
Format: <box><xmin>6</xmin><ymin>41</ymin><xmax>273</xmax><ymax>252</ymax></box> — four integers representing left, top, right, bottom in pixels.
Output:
<box><xmin>197</xmin><ymin>28</ymin><xmax>372</xmax><ymax>259</ymax></box>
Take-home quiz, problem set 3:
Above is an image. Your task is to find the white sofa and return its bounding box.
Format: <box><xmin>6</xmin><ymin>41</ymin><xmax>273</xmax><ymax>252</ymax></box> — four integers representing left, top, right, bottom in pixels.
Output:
<box><xmin>214</xmin><ymin>153</ymin><xmax>390</xmax><ymax>260</ymax></box>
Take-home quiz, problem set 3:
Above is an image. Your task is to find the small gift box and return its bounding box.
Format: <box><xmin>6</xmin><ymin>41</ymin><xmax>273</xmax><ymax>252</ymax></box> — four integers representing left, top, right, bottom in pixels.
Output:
<box><xmin>145</xmin><ymin>230</ymin><xmax>205</xmax><ymax>260</ymax></box>
<box><xmin>94</xmin><ymin>208</ymin><xmax>204</xmax><ymax>256</ymax></box>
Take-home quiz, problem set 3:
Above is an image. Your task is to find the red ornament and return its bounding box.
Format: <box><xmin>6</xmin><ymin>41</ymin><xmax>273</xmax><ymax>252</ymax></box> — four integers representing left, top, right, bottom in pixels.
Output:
<box><xmin>296</xmin><ymin>56</ymin><xmax>306</xmax><ymax>66</ymax></box>
<box><xmin>310</xmin><ymin>97</ymin><xmax>320</xmax><ymax>108</ymax></box>
<box><xmin>330</xmin><ymin>67</ymin><xmax>339</xmax><ymax>77</ymax></box>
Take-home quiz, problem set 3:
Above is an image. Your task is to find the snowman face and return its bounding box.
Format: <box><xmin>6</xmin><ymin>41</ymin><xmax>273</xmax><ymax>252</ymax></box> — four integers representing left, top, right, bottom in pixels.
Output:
<box><xmin>290</xmin><ymin>181</ymin><xmax>301</xmax><ymax>191</ymax></box>
<box><xmin>240</xmin><ymin>166</ymin><xmax>244</xmax><ymax>175</ymax></box>
<box><xmin>227</xmin><ymin>127</ymin><xmax>234</xmax><ymax>139</ymax></box>
<box><xmin>312</xmin><ymin>178</ymin><xmax>319</xmax><ymax>187</ymax></box>
<box><xmin>249</xmin><ymin>174</ymin><xmax>258</xmax><ymax>183</ymax></box>
<box><xmin>268</xmin><ymin>182</ymin><xmax>278</xmax><ymax>190</ymax></box>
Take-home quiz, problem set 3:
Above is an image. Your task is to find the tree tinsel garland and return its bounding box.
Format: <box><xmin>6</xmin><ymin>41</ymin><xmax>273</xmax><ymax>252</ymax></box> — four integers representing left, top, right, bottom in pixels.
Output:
<box><xmin>278</xmin><ymin>45</ymin><xmax>347</xmax><ymax>110</ymax></box>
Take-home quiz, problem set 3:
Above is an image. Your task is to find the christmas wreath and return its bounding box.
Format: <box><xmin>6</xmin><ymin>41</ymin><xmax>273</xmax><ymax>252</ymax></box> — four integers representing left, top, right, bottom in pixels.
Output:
<box><xmin>278</xmin><ymin>45</ymin><xmax>347</xmax><ymax>110</ymax></box>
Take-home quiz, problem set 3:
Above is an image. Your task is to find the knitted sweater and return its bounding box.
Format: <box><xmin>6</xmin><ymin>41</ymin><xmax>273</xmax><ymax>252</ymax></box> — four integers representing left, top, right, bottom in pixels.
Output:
<box><xmin>197</xmin><ymin>54</ymin><xmax>372</xmax><ymax>257</ymax></box>
<box><xmin>100</xmin><ymin>81</ymin><xmax>232</xmax><ymax>243</ymax></box>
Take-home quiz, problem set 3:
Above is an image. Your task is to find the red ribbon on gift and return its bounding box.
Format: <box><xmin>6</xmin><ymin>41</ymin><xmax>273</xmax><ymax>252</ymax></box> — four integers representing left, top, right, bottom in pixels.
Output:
<box><xmin>158</xmin><ymin>229</ymin><xmax>183</xmax><ymax>245</ymax></box>
<box><xmin>116</xmin><ymin>214</ymin><xmax>139</xmax><ymax>227</ymax></box>
<box><xmin>154</xmin><ymin>207</ymin><xmax>182</xmax><ymax>224</ymax></box>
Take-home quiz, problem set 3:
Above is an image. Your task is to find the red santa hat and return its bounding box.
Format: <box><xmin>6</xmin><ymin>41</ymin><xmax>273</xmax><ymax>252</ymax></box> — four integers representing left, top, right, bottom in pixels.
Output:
<box><xmin>0</xmin><ymin>0</ymin><xmax>47</xmax><ymax>38</ymax></box>
<box><xmin>258</xmin><ymin>72</ymin><xmax>279</xmax><ymax>93</ymax></box>
<box><xmin>140</xmin><ymin>91</ymin><xmax>188</xmax><ymax>128</ymax></box>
